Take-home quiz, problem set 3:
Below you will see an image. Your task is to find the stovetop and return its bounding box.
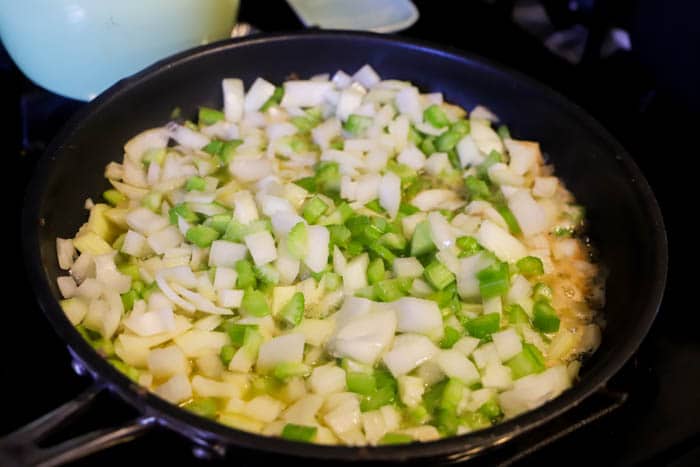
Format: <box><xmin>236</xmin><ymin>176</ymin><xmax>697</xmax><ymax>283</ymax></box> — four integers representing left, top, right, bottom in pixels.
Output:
<box><xmin>4</xmin><ymin>1</ymin><xmax>697</xmax><ymax>466</ymax></box>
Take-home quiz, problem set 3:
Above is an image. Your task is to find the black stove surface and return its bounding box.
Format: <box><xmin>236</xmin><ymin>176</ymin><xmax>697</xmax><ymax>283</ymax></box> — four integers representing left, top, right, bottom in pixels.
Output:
<box><xmin>4</xmin><ymin>1</ymin><xmax>697</xmax><ymax>466</ymax></box>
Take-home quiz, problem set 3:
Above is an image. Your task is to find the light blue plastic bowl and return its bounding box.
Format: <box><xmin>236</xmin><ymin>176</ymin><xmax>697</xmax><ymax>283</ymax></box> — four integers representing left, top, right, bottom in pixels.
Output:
<box><xmin>0</xmin><ymin>0</ymin><xmax>239</xmax><ymax>101</ymax></box>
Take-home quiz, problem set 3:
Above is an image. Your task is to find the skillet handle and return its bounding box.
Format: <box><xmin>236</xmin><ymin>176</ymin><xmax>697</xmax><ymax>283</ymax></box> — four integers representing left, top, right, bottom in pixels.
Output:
<box><xmin>0</xmin><ymin>384</ymin><xmax>156</xmax><ymax>467</ymax></box>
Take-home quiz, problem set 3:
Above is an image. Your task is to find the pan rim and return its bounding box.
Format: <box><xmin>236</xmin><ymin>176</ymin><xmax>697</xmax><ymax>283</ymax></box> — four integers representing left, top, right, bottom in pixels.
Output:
<box><xmin>21</xmin><ymin>30</ymin><xmax>668</xmax><ymax>461</ymax></box>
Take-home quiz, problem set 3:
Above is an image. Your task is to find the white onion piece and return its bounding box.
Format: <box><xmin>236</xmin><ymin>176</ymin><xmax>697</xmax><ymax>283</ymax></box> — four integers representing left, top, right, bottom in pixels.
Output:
<box><xmin>77</xmin><ymin>278</ymin><xmax>102</xmax><ymax>300</ymax></box>
<box><xmin>340</xmin><ymin>176</ymin><xmax>357</xmax><ymax>202</ymax></box>
<box><xmin>378</xmin><ymin>171</ymin><xmax>401</xmax><ymax>218</ymax></box>
<box><xmin>507</xmin><ymin>274</ymin><xmax>532</xmax><ymax>304</ymax></box>
<box><xmin>353</xmin><ymin>173</ymin><xmax>381</xmax><ymax>205</ymax></box>
<box><xmin>183</xmin><ymin>191</ymin><xmax>217</xmax><ymax>204</ymax></box>
<box><xmin>499</xmin><ymin>366</ymin><xmax>571</xmax><ymax>418</ymax></box>
<box><xmin>230</xmin><ymin>157</ymin><xmax>274</xmax><ymax>182</ymax></box>
<box><xmin>155</xmin><ymin>272</ymin><xmax>196</xmax><ymax>313</ymax></box>
<box><xmin>507</xmin><ymin>190</ymin><xmax>547</xmax><ymax>236</ymax></box>
<box><xmin>328</xmin><ymin>70</ymin><xmax>351</xmax><ymax>89</ymax></box>
<box><xmin>275</xmin><ymin>241</ymin><xmax>300</xmax><ymax>285</ymax></box>
<box><xmin>200</xmin><ymin>120</ymin><xmax>239</xmax><ymax>140</ymax></box>
<box><xmin>324</xmin><ymin>396</ymin><xmax>362</xmax><ymax>438</ymax></box>
<box><xmin>56</xmin><ymin>238</ymin><xmax>75</xmax><ymax>270</ymax></box>
<box><xmin>209</xmin><ymin>240</ymin><xmax>248</xmax><ymax>268</ymax></box>
<box><xmin>61</xmin><ymin>297</ymin><xmax>88</xmax><ymax>325</ymax></box>
<box><xmin>125</xmin><ymin>307</ymin><xmax>176</xmax><ymax>336</ymax></box>
<box><xmin>470</xmin><ymin>105</ymin><xmax>499</xmax><ymax>122</ymax></box>
<box><xmin>333</xmin><ymin>296</ymin><xmax>373</xmax><ymax>329</ymax></box>
<box><xmin>482</xmin><ymin>362</ymin><xmax>513</xmax><ymax>390</ymax></box>
<box><xmin>242</xmin><ymin>110</ymin><xmax>267</xmax><ymax>128</ymax></box>
<box><xmin>147</xmin><ymin>226</ymin><xmax>183</xmax><ymax>255</ymax></box>
<box><xmin>244</xmin><ymin>77</ymin><xmax>276</xmax><ymax>113</ymax></box>
<box><xmin>463</xmin><ymin>388</ymin><xmax>496</xmax><ymax>413</ymax></box>
<box><xmin>329</xmin><ymin>309</ymin><xmax>397</xmax><ymax>365</ymax></box>
<box><xmin>297</xmin><ymin>318</ymin><xmax>335</xmax><ymax>347</ymax></box>
<box><xmin>392</xmin><ymin>257</ymin><xmax>424</xmax><ymax>278</ymax></box>
<box><xmin>174</xmin><ymin>329</ymin><xmax>228</xmax><ymax>358</ymax></box>
<box><xmin>194</xmin><ymin>376</ymin><xmax>242</xmax><ymax>401</ymax></box>
<box><xmin>475</xmin><ymin>220</ymin><xmax>527</xmax><ymax>262</ymax></box>
<box><xmin>457</xmin><ymin>135</ymin><xmax>484</xmax><ymax>167</ymax></box>
<box><xmin>393</xmin><ymin>297</ymin><xmax>443</xmax><ymax>338</ymax></box>
<box><xmin>101</xmin><ymin>290</ymin><xmax>123</xmax><ymax>339</ymax></box>
<box><xmin>383</xmin><ymin>333</ymin><xmax>439</xmax><ymax>377</ymax></box>
<box><xmin>411</xmin><ymin>189</ymin><xmax>462</xmax><ymax>212</ymax></box>
<box><xmin>281</xmin><ymin>81</ymin><xmax>333</xmax><ymax>108</ymax></box>
<box><xmin>352</xmin><ymin>64</ymin><xmax>381</xmax><ymax>89</ymax></box>
<box><xmin>244</xmin><ymin>231</ymin><xmax>277</xmax><ymax>266</ymax></box>
<box><xmin>395</xmin><ymin>87</ymin><xmax>422</xmax><ymax>123</ymax></box>
<box><xmin>266</xmin><ymin>122</ymin><xmax>297</xmax><ymax>141</ymax></box>
<box><xmin>398</xmin><ymin>375</ymin><xmax>426</xmax><ymax>408</ymax></box>
<box><xmin>213</xmin><ymin>267</ymin><xmax>238</xmax><ymax>290</ymax></box>
<box><xmin>362</xmin><ymin>410</ymin><xmax>387</xmax><ymax>445</ymax></box>
<box><xmin>336</xmin><ymin>87</ymin><xmax>364</xmax><ymax>121</ymax></box>
<box><xmin>194</xmin><ymin>315</ymin><xmax>223</xmax><ymax>332</ymax></box>
<box><xmin>435</xmin><ymin>349</ymin><xmax>481</xmax><ymax>384</ymax></box>
<box><xmin>303</xmin><ymin>225</ymin><xmax>329</xmax><ymax>273</ymax></box>
<box><xmin>435</xmin><ymin>249</ymin><xmax>460</xmax><ymax>275</ymax></box>
<box><xmin>312</xmin><ymin>118</ymin><xmax>341</xmax><ymax>149</ymax></box>
<box><xmin>126</xmin><ymin>207</ymin><xmax>169</xmax><ymax>235</ymax></box>
<box><xmin>110</xmin><ymin>180</ymin><xmax>149</xmax><ymax>200</ymax></box>
<box><xmin>344</xmin><ymin>138</ymin><xmax>375</xmax><ymax>153</ymax></box>
<box><xmin>170</xmin><ymin>283</ymin><xmax>232</xmax><ymax>315</ymax></box>
<box><xmin>146</xmin><ymin>159</ymin><xmax>161</xmax><ymax>185</ymax></box>
<box><xmin>217</xmin><ymin>289</ymin><xmax>244</xmax><ymax>308</ymax></box>
<box><xmin>332</xmin><ymin>246</ymin><xmax>347</xmax><ymax>275</ymax></box>
<box><xmin>342</xmin><ymin>253</ymin><xmax>368</xmax><ymax>293</ymax></box>
<box><xmin>457</xmin><ymin>252</ymin><xmax>494</xmax><ymax>299</ymax></box>
<box><xmin>157</xmin><ymin>265</ymin><xmax>198</xmax><ymax>288</ymax></box>
<box><xmin>282</xmin><ymin>394</ymin><xmax>325</xmax><ymax>426</ymax></box>
<box><xmin>401</xmin><ymin>213</ymin><xmax>426</xmax><ymax>239</ymax></box>
<box><xmin>257</xmin><ymin>333</ymin><xmax>305</xmax><ymax>371</ymax></box>
<box><xmin>166</xmin><ymin>122</ymin><xmax>210</xmax><ymax>150</ymax></box>
<box><xmin>492</xmin><ymin>329</ymin><xmax>523</xmax><ymax>361</ymax></box>
<box><xmin>321</xmin><ymin>149</ymin><xmax>364</xmax><ymax>176</ymax></box>
<box><xmin>470</xmin><ymin>119</ymin><xmax>503</xmax><ymax>155</ymax></box>
<box><xmin>124</xmin><ymin>128</ymin><xmax>169</xmax><ymax>163</ymax></box>
<box><xmin>483</xmin><ymin>296</ymin><xmax>502</xmax><ymax>316</ymax></box>
<box><xmin>466</xmin><ymin>200</ymin><xmax>508</xmax><ymax>230</ymax></box>
<box><xmin>453</xmin><ymin>336</ymin><xmax>480</xmax><ymax>356</ymax></box>
<box><xmin>386</xmin><ymin>115</ymin><xmax>409</xmax><ymax>153</ymax></box>
<box><xmin>472</xmin><ymin>343</ymin><xmax>500</xmax><ymax>369</ymax></box>
<box><xmin>397</xmin><ymin>145</ymin><xmax>426</xmax><ymax>170</ymax></box>
<box><xmin>505</xmin><ymin>139</ymin><xmax>540</xmax><ymax>176</ymax></box>
<box><xmin>57</xmin><ymin>276</ymin><xmax>77</xmax><ymax>299</ymax></box>
<box><xmin>154</xmin><ymin>374</ymin><xmax>192</xmax><ymax>404</ymax></box>
<box><xmin>189</xmin><ymin>203</ymin><xmax>227</xmax><ymax>217</ymax></box>
<box><xmin>424</xmin><ymin>152</ymin><xmax>450</xmax><ymax>176</ymax></box>
<box><xmin>427</xmin><ymin>211</ymin><xmax>456</xmax><ymax>250</ymax></box>
<box><xmin>414</xmin><ymin>121</ymin><xmax>447</xmax><ymax>137</ymax></box>
<box><xmin>533</xmin><ymin>177</ymin><xmax>558</xmax><ymax>198</ymax></box>
<box><xmin>104</xmin><ymin>162</ymin><xmax>123</xmax><ymax>180</ymax></box>
<box><xmin>258</xmin><ymin>194</ymin><xmax>294</xmax><ymax>218</ymax></box>
<box><xmin>232</xmin><ymin>190</ymin><xmax>259</xmax><ymax>224</ymax></box>
<box><xmin>70</xmin><ymin>253</ymin><xmax>94</xmax><ymax>284</ymax></box>
<box><xmin>309</xmin><ymin>364</ymin><xmax>347</xmax><ymax>395</ymax></box>
<box><xmin>222</xmin><ymin>78</ymin><xmax>244</xmax><ymax>122</ymax></box>
<box><xmin>94</xmin><ymin>254</ymin><xmax>131</xmax><ymax>294</ymax></box>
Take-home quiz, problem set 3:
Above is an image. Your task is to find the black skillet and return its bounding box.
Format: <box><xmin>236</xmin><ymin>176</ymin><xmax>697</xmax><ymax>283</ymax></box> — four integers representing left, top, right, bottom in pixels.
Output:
<box><xmin>8</xmin><ymin>31</ymin><xmax>667</xmax><ymax>465</ymax></box>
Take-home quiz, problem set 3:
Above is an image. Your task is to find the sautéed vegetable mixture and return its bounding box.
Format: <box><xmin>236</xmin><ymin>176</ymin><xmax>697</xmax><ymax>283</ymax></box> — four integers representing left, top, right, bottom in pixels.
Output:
<box><xmin>56</xmin><ymin>65</ymin><xmax>603</xmax><ymax>445</ymax></box>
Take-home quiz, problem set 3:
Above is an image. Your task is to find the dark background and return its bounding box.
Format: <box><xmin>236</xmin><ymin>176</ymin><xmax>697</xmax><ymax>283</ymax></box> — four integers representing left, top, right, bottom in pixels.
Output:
<box><xmin>2</xmin><ymin>0</ymin><xmax>698</xmax><ymax>465</ymax></box>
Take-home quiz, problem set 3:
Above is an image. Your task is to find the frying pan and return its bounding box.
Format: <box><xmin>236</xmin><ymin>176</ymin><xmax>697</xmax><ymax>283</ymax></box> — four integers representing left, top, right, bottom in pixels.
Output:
<box><xmin>9</xmin><ymin>31</ymin><xmax>667</xmax><ymax>465</ymax></box>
